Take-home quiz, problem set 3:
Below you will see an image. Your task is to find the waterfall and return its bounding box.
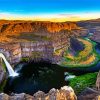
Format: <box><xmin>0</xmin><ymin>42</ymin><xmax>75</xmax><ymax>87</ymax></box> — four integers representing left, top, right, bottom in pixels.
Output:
<box><xmin>0</xmin><ymin>53</ymin><xmax>18</xmax><ymax>77</ymax></box>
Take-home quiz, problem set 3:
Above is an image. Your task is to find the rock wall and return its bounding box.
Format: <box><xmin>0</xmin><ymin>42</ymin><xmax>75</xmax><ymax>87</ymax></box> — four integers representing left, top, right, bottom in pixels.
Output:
<box><xmin>0</xmin><ymin>43</ymin><xmax>22</xmax><ymax>64</ymax></box>
<box><xmin>0</xmin><ymin>20</ymin><xmax>78</xmax><ymax>34</ymax></box>
<box><xmin>0</xmin><ymin>20</ymin><xmax>80</xmax><ymax>43</ymax></box>
<box><xmin>20</xmin><ymin>41</ymin><xmax>54</xmax><ymax>62</ymax></box>
<box><xmin>0</xmin><ymin>40</ymin><xmax>65</xmax><ymax>64</ymax></box>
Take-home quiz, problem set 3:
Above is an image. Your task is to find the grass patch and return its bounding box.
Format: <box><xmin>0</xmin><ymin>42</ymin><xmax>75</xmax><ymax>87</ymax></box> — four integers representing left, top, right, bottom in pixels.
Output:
<box><xmin>69</xmin><ymin>72</ymin><xmax>98</xmax><ymax>94</ymax></box>
<box><xmin>21</xmin><ymin>57</ymin><xmax>30</xmax><ymax>62</ymax></box>
<box><xmin>0</xmin><ymin>62</ymin><xmax>7</xmax><ymax>92</ymax></box>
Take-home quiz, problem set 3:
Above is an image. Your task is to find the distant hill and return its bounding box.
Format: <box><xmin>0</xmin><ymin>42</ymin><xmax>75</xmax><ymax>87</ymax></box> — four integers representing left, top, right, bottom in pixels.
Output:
<box><xmin>77</xmin><ymin>18</ymin><xmax>100</xmax><ymax>28</ymax></box>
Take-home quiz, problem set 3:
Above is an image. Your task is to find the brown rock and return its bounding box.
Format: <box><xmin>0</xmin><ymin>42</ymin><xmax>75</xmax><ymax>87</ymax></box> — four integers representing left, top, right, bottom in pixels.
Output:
<box><xmin>33</xmin><ymin>91</ymin><xmax>45</xmax><ymax>100</ymax></box>
<box><xmin>0</xmin><ymin>86</ymin><xmax>77</xmax><ymax>100</ymax></box>
<box><xmin>25</xmin><ymin>94</ymin><xmax>33</xmax><ymax>100</ymax></box>
<box><xmin>0</xmin><ymin>20</ymin><xmax>79</xmax><ymax>43</ymax></box>
<box><xmin>0</xmin><ymin>93</ymin><xmax>9</xmax><ymax>100</ymax></box>
<box><xmin>56</xmin><ymin>86</ymin><xmax>77</xmax><ymax>100</ymax></box>
<box><xmin>95</xmin><ymin>95</ymin><xmax>100</xmax><ymax>100</ymax></box>
<box><xmin>96</xmin><ymin>71</ymin><xmax>100</xmax><ymax>90</ymax></box>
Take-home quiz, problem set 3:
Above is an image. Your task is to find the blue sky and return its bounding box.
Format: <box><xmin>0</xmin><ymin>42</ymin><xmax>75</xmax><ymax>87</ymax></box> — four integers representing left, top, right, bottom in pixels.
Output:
<box><xmin>0</xmin><ymin>0</ymin><xmax>100</xmax><ymax>21</ymax></box>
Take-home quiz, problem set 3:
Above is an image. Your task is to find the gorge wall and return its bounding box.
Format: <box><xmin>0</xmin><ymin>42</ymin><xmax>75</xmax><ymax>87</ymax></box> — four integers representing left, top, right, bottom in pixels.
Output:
<box><xmin>0</xmin><ymin>42</ymin><xmax>53</xmax><ymax>64</ymax></box>
<box><xmin>0</xmin><ymin>20</ymin><xmax>80</xmax><ymax>43</ymax></box>
<box><xmin>0</xmin><ymin>20</ymin><xmax>78</xmax><ymax>33</ymax></box>
<box><xmin>0</xmin><ymin>20</ymin><xmax>89</xmax><ymax>64</ymax></box>
<box><xmin>0</xmin><ymin>41</ymin><xmax>65</xmax><ymax>64</ymax></box>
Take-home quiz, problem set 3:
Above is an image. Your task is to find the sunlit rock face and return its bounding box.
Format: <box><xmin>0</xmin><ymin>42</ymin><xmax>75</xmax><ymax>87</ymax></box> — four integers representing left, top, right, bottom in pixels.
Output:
<box><xmin>0</xmin><ymin>20</ymin><xmax>81</xmax><ymax>44</ymax></box>
<box><xmin>0</xmin><ymin>20</ymin><xmax>78</xmax><ymax>34</ymax></box>
<box><xmin>0</xmin><ymin>86</ymin><xmax>77</xmax><ymax>100</ymax></box>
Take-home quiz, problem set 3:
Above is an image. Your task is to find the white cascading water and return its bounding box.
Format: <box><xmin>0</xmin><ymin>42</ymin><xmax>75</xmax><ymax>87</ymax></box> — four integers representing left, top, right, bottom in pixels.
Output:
<box><xmin>0</xmin><ymin>53</ymin><xmax>18</xmax><ymax>77</ymax></box>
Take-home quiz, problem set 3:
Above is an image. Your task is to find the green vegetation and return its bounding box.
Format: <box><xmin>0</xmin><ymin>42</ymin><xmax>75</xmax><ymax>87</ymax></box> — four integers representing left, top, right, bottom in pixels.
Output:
<box><xmin>21</xmin><ymin>57</ymin><xmax>30</xmax><ymax>62</ymax></box>
<box><xmin>21</xmin><ymin>51</ymin><xmax>43</xmax><ymax>62</ymax></box>
<box><xmin>8</xmin><ymin>32</ymin><xmax>51</xmax><ymax>42</ymax></box>
<box><xmin>69</xmin><ymin>72</ymin><xmax>97</xmax><ymax>94</ymax></box>
<box><xmin>0</xmin><ymin>61</ymin><xmax>6</xmax><ymax>92</ymax></box>
<box><xmin>31</xmin><ymin>51</ymin><xmax>42</xmax><ymax>58</ymax></box>
<box><xmin>0</xmin><ymin>80</ymin><xmax>6</xmax><ymax>92</ymax></box>
<box><xmin>61</xmin><ymin>38</ymin><xmax>100</xmax><ymax>67</ymax></box>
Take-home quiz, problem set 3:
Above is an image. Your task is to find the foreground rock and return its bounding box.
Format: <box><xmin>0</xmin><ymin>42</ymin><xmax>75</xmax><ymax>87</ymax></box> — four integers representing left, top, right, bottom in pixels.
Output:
<box><xmin>78</xmin><ymin>87</ymin><xmax>100</xmax><ymax>100</ymax></box>
<box><xmin>0</xmin><ymin>86</ymin><xmax>77</xmax><ymax>100</ymax></box>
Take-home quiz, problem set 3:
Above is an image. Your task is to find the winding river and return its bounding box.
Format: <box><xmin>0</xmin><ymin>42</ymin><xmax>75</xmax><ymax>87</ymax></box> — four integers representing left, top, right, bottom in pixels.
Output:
<box><xmin>60</xmin><ymin>40</ymin><xmax>100</xmax><ymax>75</ymax></box>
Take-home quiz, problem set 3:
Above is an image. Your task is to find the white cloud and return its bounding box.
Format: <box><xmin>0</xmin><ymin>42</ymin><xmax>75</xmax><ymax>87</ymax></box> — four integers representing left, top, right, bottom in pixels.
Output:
<box><xmin>0</xmin><ymin>12</ymin><xmax>100</xmax><ymax>22</ymax></box>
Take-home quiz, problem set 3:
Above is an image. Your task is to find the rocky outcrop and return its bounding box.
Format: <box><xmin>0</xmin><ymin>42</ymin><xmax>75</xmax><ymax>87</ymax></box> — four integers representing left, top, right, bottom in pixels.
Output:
<box><xmin>77</xmin><ymin>18</ymin><xmax>100</xmax><ymax>43</ymax></box>
<box><xmin>78</xmin><ymin>87</ymin><xmax>100</xmax><ymax>100</ymax></box>
<box><xmin>0</xmin><ymin>86</ymin><xmax>77</xmax><ymax>100</ymax></box>
<box><xmin>96</xmin><ymin>71</ymin><xmax>100</xmax><ymax>90</ymax></box>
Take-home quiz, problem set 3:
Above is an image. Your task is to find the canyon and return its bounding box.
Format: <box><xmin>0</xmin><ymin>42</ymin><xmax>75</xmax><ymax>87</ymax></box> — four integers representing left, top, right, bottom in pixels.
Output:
<box><xmin>0</xmin><ymin>19</ymin><xmax>100</xmax><ymax>100</ymax></box>
<box><xmin>77</xmin><ymin>18</ymin><xmax>100</xmax><ymax>43</ymax></box>
<box><xmin>0</xmin><ymin>20</ymin><xmax>88</xmax><ymax>65</ymax></box>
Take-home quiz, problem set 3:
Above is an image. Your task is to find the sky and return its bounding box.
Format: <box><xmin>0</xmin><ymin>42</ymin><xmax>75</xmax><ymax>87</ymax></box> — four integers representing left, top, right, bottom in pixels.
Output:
<box><xmin>0</xmin><ymin>0</ymin><xmax>100</xmax><ymax>22</ymax></box>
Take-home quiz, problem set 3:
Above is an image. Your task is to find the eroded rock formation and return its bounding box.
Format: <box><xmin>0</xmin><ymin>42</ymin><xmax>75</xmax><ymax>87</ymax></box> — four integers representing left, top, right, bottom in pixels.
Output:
<box><xmin>0</xmin><ymin>20</ymin><xmax>78</xmax><ymax>33</ymax></box>
<box><xmin>0</xmin><ymin>20</ymin><xmax>80</xmax><ymax>43</ymax></box>
<box><xmin>0</xmin><ymin>41</ymin><xmax>65</xmax><ymax>64</ymax></box>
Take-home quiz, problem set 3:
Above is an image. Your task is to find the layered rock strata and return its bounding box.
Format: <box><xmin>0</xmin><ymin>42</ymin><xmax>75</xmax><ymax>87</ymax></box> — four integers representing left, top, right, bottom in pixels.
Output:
<box><xmin>0</xmin><ymin>41</ymin><xmax>65</xmax><ymax>64</ymax></box>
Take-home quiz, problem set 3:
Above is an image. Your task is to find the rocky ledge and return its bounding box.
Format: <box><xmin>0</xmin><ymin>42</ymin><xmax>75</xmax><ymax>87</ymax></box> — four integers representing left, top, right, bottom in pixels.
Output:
<box><xmin>0</xmin><ymin>86</ymin><xmax>77</xmax><ymax>100</ymax></box>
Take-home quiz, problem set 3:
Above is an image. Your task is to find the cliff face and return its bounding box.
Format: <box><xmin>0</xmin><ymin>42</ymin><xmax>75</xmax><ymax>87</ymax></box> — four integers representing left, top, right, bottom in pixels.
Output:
<box><xmin>0</xmin><ymin>20</ymin><xmax>78</xmax><ymax>33</ymax></box>
<box><xmin>0</xmin><ymin>41</ymin><xmax>63</xmax><ymax>64</ymax></box>
<box><xmin>0</xmin><ymin>20</ymin><xmax>79</xmax><ymax>43</ymax></box>
<box><xmin>77</xmin><ymin>18</ymin><xmax>100</xmax><ymax>43</ymax></box>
